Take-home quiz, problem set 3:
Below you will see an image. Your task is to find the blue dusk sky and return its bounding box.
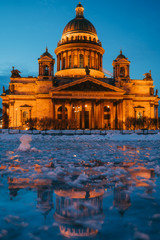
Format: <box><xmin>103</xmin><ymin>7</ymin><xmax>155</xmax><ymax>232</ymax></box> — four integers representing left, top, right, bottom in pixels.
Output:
<box><xmin>0</xmin><ymin>0</ymin><xmax>160</xmax><ymax>107</ymax></box>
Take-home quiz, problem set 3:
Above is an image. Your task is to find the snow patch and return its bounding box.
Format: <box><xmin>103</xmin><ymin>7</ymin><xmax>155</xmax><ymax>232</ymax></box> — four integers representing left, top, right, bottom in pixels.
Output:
<box><xmin>17</xmin><ymin>135</ymin><xmax>32</xmax><ymax>151</ymax></box>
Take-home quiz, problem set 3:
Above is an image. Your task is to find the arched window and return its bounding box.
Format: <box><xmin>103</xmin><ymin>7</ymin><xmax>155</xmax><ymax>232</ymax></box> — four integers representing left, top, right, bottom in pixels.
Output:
<box><xmin>69</xmin><ymin>55</ymin><xmax>72</xmax><ymax>68</ymax></box>
<box><xmin>120</xmin><ymin>67</ymin><xmax>125</xmax><ymax>77</ymax></box>
<box><xmin>79</xmin><ymin>54</ymin><xmax>84</xmax><ymax>68</ymax></box>
<box><xmin>44</xmin><ymin>65</ymin><xmax>49</xmax><ymax>76</ymax></box>
<box><xmin>57</xmin><ymin>106</ymin><xmax>68</xmax><ymax>120</ymax></box>
<box><xmin>23</xmin><ymin>111</ymin><xmax>28</xmax><ymax>124</ymax></box>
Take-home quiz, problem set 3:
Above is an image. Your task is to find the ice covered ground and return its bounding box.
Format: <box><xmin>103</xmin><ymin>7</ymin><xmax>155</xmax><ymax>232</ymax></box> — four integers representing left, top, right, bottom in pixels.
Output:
<box><xmin>0</xmin><ymin>133</ymin><xmax>160</xmax><ymax>240</ymax></box>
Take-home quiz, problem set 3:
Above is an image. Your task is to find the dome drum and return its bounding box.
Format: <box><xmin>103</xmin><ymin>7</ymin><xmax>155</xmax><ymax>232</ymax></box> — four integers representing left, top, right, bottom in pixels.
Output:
<box><xmin>55</xmin><ymin>44</ymin><xmax>104</xmax><ymax>78</ymax></box>
<box><xmin>57</xmin><ymin>36</ymin><xmax>102</xmax><ymax>47</ymax></box>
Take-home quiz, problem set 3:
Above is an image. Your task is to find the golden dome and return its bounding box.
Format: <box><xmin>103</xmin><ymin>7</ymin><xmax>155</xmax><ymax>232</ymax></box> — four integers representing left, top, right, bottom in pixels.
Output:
<box><xmin>62</xmin><ymin>2</ymin><xmax>97</xmax><ymax>37</ymax></box>
<box><xmin>63</xmin><ymin>19</ymin><xmax>97</xmax><ymax>36</ymax></box>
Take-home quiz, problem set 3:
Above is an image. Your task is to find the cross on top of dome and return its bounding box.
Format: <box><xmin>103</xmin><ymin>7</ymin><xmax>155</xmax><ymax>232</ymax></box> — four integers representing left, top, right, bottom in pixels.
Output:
<box><xmin>76</xmin><ymin>2</ymin><xmax>84</xmax><ymax>18</ymax></box>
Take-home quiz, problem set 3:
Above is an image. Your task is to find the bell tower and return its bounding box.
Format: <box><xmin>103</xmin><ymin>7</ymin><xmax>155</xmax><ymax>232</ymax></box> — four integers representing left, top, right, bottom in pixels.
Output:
<box><xmin>112</xmin><ymin>50</ymin><xmax>130</xmax><ymax>86</ymax></box>
<box><xmin>38</xmin><ymin>48</ymin><xmax>55</xmax><ymax>79</ymax></box>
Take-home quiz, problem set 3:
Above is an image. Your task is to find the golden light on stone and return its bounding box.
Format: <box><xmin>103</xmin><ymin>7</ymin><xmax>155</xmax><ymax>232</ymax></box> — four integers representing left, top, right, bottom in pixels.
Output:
<box><xmin>0</xmin><ymin>2</ymin><xmax>159</xmax><ymax>130</ymax></box>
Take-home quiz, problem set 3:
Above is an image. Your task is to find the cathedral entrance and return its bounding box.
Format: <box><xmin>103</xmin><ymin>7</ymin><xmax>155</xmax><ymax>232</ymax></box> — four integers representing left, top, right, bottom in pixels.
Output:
<box><xmin>80</xmin><ymin>111</ymin><xmax>89</xmax><ymax>129</ymax></box>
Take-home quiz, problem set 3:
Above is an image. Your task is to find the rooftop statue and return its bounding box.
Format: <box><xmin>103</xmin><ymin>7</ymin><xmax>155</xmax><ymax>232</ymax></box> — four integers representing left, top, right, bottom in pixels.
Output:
<box><xmin>85</xmin><ymin>66</ymin><xmax>90</xmax><ymax>76</ymax></box>
<box><xmin>143</xmin><ymin>70</ymin><xmax>152</xmax><ymax>81</ymax></box>
<box><xmin>3</xmin><ymin>86</ymin><xmax>5</xmax><ymax>93</ymax></box>
<box><xmin>11</xmin><ymin>66</ymin><xmax>21</xmax><ymax>78</ymax></box>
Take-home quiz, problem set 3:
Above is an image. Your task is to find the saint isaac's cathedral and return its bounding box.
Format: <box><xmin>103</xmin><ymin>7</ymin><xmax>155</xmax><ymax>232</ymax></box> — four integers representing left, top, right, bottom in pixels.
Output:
<box><xmin>1</xmin><ymin>3</ymin><xmax>159</xmax><ymax>129</ymax></box>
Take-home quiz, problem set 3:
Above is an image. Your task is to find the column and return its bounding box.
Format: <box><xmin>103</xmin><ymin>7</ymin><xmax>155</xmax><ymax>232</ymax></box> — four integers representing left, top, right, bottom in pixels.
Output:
<box><xmin>61</xmin><ymin>52</ymin><xmax>63</xmax><ymax>70</ymax></box>
<box><xmin>71</xmin><ymin>103</ymin><xmax>75</xmax><ymax>129</ymax></box>
<box><xmin>91</xmin><ymin>101</ymin><xmax>95</xmax><ymax>129</ymax></box>
<box><xmin>66</xmin><ymin>51</ymin><xmax>68</xmax><ymax>69</ymax></box>
<box><xmin>84</xmin><ymin>50</ymin><xmax>86</xmax><ymax>68</ymax></box>
<box><xmin>110</xmin><ymin>103</ymin><xmax>114</xmax><ymax>129</ymax></box>
<box><xmin>82</xmin><ymin>101</ymin><xmax>85</xmax><ymax>129</ymax></box>
<box><xmin>57</xmin><ymin>54</ymin><xmax>60</xmax><ymax>71</ymax></box>
<box><xmin>156</xmin><ymin>105</ymin><xmax>159</xmax><ymax>129</ymax></box>
<box><xmin>20</xmin><ymin>110</ymin><xmax>22</xmax><ymax>125</ymax></box>
<box><xmin>117</xmin><ymin>101</ymin><xmax>121</xmax><ymax>129</ymax></box>
<box><xmin>134</xmin><ymin>109</ymin><xmax>137</xmax><ymax>130</ymax></box>
<box><xmin>71</xmin><ymin>50</ymin><xmax>74</xmax><ymax>68</ymax></box>
<box><xmin>115</xmin><ymin>102</ymin><xmax>118</xmax><ymax>129</ymax></box>
<box><xmin>89</xmin><ymin>51</ymin><xmax>92</xmax><ymax>69</ymax></box>
<box><xmin>77</xmin><ymin>50</ymin><xmax>80</xmax><ymax>68</ymax></box>
<box><xmin>52</xmin><ymin>99</ymin><xmax>55</xmax><ymax>121</ymax></box>
<box><xmin>10</xmin><ymin>102</ymin><xmax>14</xmax><ymax>127</ymax></box>
<box><xmin>119</xmin><ymin>101</ymin><xmax>123</xmax><ymax>130</ymax></box>
<box><xmin>2</xmin><ymin>104</ymin><xmax>6</xmax><ymax>128</ymax></box>
<box><xmin>62</xmin><ymin>102</ymin><xmax>65</xmax><ymax>120</ymax></box>
<box><xmin>94</xmin><ymin>52</ymin><xmax>96</xmax><ymax>69</ymax></box>
<box><xmin>98</xmin><ymin>53</ymin><xmax>100</xmax><ymax>70</ymax></box>
<box><xmin>101</xmin><ymin>101</ymin><xmax>104</xmax><ymax>129</ymax></box>
<box><xmin>121</xmin><ymin>101</ymin><xmax>125</xmax><ymax>130</ymax></box>
<box><xmin>98</xmin><ymin>103</ymin><xmax>101</xmax><ymax>129</ymax></box>
<box><xmin>100</xmin><ymin>54</ymin><xmax>103</xmax><ymax>71</ymax></box>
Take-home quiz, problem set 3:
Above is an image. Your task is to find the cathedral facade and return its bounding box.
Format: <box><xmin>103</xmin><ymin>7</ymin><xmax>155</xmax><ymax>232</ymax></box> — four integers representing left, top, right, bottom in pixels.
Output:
<box><xmin>1</xmin><ymin>3</ymin><xmax>159</xmax><ymax>130</ymax></box>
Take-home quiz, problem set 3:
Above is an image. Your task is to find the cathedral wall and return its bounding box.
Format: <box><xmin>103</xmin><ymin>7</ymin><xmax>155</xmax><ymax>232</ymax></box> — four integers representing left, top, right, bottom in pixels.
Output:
<box><xmin>124</xmin><ymin>100</ymin><xmax>134</xmax><ymax>118</ymax></box>
<box><xmin>133</xmin><ymin>101</ymin><xmax>155</xmax><ymax>119</ymax></box>
<box><xmin>36</xmin><ymin>81</ymin><xmax>52</xmax><ymax>94</ymax></box>
<box><xmin>36</xmin><ymin>98</ymin><xmax>53</xmax><ymax>119</ymax></box>
<box><xmin>129</xmin><ymin>80</ymin><xmax>154</xmax><ymax>96</ymax></box>
<box><xmin>9</xmin><ymin>99</ymin><xmax>37</xmax><ymax>128</ymax></box>
<box><xmin>11</xmin><ymin>83</ymin><xmax>36</xmax><ymax>95</ymax></box>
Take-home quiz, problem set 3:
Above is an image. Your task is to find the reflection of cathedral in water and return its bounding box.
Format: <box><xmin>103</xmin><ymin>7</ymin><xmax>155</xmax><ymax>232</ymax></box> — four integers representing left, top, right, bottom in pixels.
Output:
<box><xmin>54</xmin><ymin>189</ymin><xmax>104</xmax><ymax>238</ymax></box>
<box><xmin>7</xmin><ymin>157</ymin><xmax>155</xmax><ymax>238</ymax></box>
<box><xmin>114</xmin><ymin>187</ymin><xmax>131</xmax><ymax>215</ymax></box>
<box><xmin>37</xmin><ymin>186</ymin><xmax>54</xmax><ymax>218</ymax></box>
<box><xmin>8</xmin><ymin>177</ymin><xmax>54</xmax><ymax>218</ymax></box>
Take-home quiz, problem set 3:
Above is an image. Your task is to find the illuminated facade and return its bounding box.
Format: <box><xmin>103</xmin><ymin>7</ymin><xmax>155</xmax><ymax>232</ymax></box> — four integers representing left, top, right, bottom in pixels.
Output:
<box><xmin>1</xmin><ymin>3</ymin><xmax>159</xmax><ymax>129</ymax></box>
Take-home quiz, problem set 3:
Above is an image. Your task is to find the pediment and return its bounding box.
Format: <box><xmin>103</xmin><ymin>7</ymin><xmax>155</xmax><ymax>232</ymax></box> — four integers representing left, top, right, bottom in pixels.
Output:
<box><xmin>116</xmin><ymin>58</ymin><xmax>130</xmax><ymax>63</ymax></box>
<box><xmin>64</xmin><ymin>80</ymin><xmax>115</xmax><ymax>91</ymax></box>
<box><xmin>53</xmin><ymin>76</ymin><xmax>125</xmax><ymax>93</ymax></box>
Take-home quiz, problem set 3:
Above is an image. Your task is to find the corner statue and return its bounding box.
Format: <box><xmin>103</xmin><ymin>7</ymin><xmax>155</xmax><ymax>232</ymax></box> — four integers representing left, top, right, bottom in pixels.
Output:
<box><xmin>3</xmin><ymin>86</ymin><xmax>5</xmax><ymax>93</ymax></box>
<box><xmin>143</xmin><ymin>70</ymin><xmax>152</xmax><ymax>81</ymax></box>
<box><xmin>11</xmin><ymin>67</ymin><xmax>21</xmax><ymax>78</ymax></box>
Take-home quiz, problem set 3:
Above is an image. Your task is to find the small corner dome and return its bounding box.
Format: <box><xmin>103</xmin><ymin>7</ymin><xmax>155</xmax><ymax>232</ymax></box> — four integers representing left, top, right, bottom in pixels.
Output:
<box><xmin>116</xmin><ymin>50</ymin><xmax>127</xmax><ymax>60</ymax></box>
<box><xmin>41</xmin><ymin>48</ymin><xmax>53</xmax><ymax>59</ymax></box>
